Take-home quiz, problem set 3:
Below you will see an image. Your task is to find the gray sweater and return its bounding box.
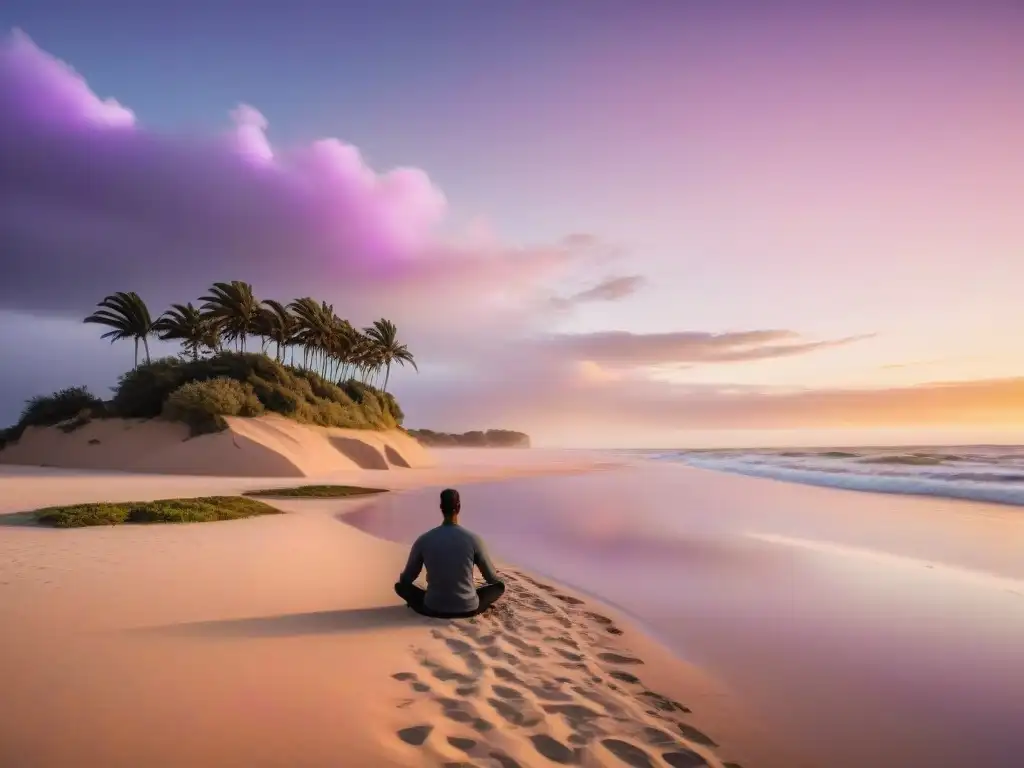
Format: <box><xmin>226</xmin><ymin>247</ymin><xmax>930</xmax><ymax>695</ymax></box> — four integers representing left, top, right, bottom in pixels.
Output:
<box><xmin>398</xmin><ymin>523</ymin><xmax>501</xmax><ymax>614</ymax></box>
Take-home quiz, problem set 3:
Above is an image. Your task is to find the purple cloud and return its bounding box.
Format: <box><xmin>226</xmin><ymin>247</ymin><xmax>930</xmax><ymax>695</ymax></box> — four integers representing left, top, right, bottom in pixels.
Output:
<box><xmin>1</xmin><ymin>29</ymin><xmax>575</xmax><ymax>320</ymax></box>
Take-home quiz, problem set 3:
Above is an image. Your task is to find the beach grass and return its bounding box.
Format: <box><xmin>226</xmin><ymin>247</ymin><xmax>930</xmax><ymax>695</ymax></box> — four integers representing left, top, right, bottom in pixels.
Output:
<box><xmin>243</xmin><ymin>484</ymin><xmax>387</xmax><ymax>498</ymax></box>
<box><xmin>33</xmin><ymin>496</ymin><xmax>282</xmax><ymax>528</ymax></box>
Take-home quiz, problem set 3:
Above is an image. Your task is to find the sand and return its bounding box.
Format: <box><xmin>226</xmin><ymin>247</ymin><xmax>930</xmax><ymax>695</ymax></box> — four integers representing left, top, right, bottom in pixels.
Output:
<box><xmin>0</xmin><ymin>450</ymin><xmax>790</xmax><ymax>768</ymax></box>
<box><xmin>0</xmin><ymin>415</ymin><xmax>433</xmax><ymax>476</ymax></box>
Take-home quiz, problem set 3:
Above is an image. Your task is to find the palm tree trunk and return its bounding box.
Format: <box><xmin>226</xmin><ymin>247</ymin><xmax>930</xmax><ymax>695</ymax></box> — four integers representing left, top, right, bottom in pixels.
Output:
<box><xmin>142</xmin><ymin>337</ymin><xmax>151</xmax><ymax>365</ymax></box>
<box><xmin>383</xmin><ymin>363</ymin><xmax>391</xmax><ymax>393</ymax></box>
<box><xmin>133</xmin><ymin>338</ymin><xmax>139</xmax><ymax>370</ymax></box>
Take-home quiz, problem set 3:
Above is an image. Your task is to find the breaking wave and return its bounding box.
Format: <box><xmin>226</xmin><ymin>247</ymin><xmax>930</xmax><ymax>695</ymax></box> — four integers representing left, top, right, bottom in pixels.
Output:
<box><xmin>646</xmin><ymin>445</ymin><xmax>1024</xmax><ymax>507</ymax></box>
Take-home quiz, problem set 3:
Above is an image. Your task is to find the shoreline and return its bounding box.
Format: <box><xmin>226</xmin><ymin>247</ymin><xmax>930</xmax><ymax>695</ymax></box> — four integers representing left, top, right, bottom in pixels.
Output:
<box><xmin>0</xmin><ymin>451</ymin><xmax>791</xmax><ymax>767</ymax></box>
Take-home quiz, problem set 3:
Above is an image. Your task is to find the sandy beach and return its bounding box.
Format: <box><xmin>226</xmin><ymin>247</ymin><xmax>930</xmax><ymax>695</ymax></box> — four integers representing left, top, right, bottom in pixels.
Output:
<box><xmin>5</xmin><ymin>440</ymin><xmax>1022</xmax><ymax>767</ymax></box>
<box><xmin>0</xmin><ymin>448</ymin><xmax>792</xmax><ymax>768</ymax></box>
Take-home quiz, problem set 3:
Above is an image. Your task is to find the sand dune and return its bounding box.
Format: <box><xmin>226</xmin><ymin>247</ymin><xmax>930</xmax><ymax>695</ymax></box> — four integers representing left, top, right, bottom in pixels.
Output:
<box><xmin>0</xmin><ymin>415</ymin><xmax>433</xmax><ymax>476</ymax></box>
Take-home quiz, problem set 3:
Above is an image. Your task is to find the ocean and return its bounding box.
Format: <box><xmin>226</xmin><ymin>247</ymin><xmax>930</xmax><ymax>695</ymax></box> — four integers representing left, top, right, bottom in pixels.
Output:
<box><xmin>642</xmin><ymin>445</ymin><xmax>1024</xmax><ymax>507</ymax></box>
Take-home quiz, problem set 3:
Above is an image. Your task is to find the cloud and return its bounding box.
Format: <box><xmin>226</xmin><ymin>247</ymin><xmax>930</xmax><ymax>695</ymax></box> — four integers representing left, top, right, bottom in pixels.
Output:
<box><xmin>0</xmin><ymin>29</ymin><xmax>603</xmax><ymax>333</ymax></box>
<box><xmin>550</xmin><ymin>275</ymin><xmax>644</xmax><ymax>309</ymax></box>
<box><xmin>398</xmin><ymin>345</ymin><xmax>1024</xmax><ymax>438</ymax></box>
<box><xmin>541</xmin><ymin>330</ymin><xmax>870</xmax><ymax>367</ymax></box>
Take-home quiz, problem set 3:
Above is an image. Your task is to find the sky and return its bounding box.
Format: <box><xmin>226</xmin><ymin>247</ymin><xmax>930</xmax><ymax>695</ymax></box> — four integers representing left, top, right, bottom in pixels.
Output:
<box><xmin>0</xmin><ymin>1</ymin><xmax>1022</xmax><ymax>448</ymax></box>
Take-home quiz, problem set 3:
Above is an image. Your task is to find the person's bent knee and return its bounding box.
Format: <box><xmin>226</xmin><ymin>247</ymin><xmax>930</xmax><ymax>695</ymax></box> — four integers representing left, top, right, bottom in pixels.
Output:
<box><xmin>395</xmin><ymin>581</ymin><xmax>414</xmax><ymax>601</ymax></box>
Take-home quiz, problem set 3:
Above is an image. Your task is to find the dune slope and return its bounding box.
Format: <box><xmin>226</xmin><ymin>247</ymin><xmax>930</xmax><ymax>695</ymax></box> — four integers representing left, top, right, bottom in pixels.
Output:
<box><xmin>0</xmin><ymin>415</ymin><xmax>432</xmax><ymax>476</ymax></box>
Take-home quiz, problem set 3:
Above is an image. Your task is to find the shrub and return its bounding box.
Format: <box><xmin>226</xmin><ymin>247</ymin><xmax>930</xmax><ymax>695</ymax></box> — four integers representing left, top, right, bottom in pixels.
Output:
<box><xmin>162</xmin><ymin>377</ymin><xmax>264</xmax><ymax>435</ymax></box>
<box><xmin>2</xmin><ymin>386</ymin><xmax>107</xmax><ymax>443</ymax></box>
<box><xmin>381</xmin><ymin>392</ymin><xmax>405</xmax><ymax>425</ymax></box>
<box><xmin>19</xmin><ymin>386</ymin><xmax>104</xmax><ymax>428</ymax></box>
<box><xmin>33</xmin><ymin>496</ymin><xmax>281</xmax><ymax>528</ymax></box>
<box><xmin>112</xmin><ymin>358</ymin><xmax>191</xmax><ymax>418</ymax></box>
<box><xmin>244</xmin><ymin>484</ymin><xmax>386</xmax><ymax>498</ymax></box>
<box><xmin>248</xmin><ymin>377</ymin><xmax>302</xmax><ymax>415</ymax></box>
<box><xmin>18</xmin><ymin>351</ymin><xmax>405</xmax><ymax>441</ymax></box>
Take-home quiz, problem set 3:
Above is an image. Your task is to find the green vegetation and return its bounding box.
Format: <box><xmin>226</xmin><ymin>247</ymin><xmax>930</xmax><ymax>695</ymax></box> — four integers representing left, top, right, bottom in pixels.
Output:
<box><xmin>32</xmin><ymin>496</ymin><xmax>282</xmax><ymax>528</ymax></box>
<box><xmin>0</xmin><ymin>281</ymin><xmax>415</xmax><ymax>447</ymax></box>
<box><xmin>407</xmin><ymin>429</ymin><xmax>531</xmax><ymax>448</ymax></box>
<box><xmin>0</xmin><ymin>386</ymin><xmax>108</xmax><ymax>448</ymax></box>
<box><xmin>244</xmin><ymin>484</ymin><xmax>387</xmax><ymax>498</ymax></box>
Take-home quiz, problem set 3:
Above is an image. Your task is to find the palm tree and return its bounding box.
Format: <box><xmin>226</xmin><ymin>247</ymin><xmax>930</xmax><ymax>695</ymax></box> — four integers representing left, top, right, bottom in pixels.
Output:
<box><xmin>153</xmin><ymin>302</ymin><xmax>212</xmax><ymax>361</ymax></box>
<box><xmin>258</xmin><ymin>299</ymin><xmax>295</xmax><ymax>363</ymax></box>
<box><xmin>288</xmin><ymin>297</ymin><xmax>335</xmax><ymax>374</ymax></box>
<box><xmin>363</xmin><ymin>318</ymin><xmax>417</xmax><ymax>393</ymax></box>
<box><xmin>83</xmin><ymin>291</ymin><xmax>154</xmax><ymax>369</ymax></box>
<box><xmin>199</xmin><ymin>281</ymin><xmax>262</xmax><ymax>352</ymax></box>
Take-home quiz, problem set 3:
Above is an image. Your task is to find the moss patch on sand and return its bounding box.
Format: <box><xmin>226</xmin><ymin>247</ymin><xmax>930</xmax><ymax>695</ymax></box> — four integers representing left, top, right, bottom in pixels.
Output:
<box><xmin>33</xmin><ymin>496</ymin><xmax>282</xmax><ymax>528</ymax></box>
<box><xmin>243</xmin><ymin>484</ymin><xmax>387</xmax><ymax>498</ymax></box>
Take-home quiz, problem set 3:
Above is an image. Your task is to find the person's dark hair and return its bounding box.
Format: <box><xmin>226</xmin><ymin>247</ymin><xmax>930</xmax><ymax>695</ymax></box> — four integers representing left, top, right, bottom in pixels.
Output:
<box><xmin>440</xmin><ymin>488</ymin><xmax>460</xmax><ymax>517</ymax></box>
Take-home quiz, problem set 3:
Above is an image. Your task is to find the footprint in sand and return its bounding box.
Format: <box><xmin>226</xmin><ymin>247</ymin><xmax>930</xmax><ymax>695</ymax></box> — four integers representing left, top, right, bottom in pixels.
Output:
<box><xmin>519</xmin><ymin>678</ymin><xmax>573</xmax><ymax>702</ymax></box>
<box><xmin>542</xmin><ymin>703</ymin><xmax>604</xmax><ymax>728</ymax></box>
<box><xmin>433</xmin><ymin>696</ymin><xmax>494</xmax><ymax>732</ymax></box>
<box><xmin>598</xmin><ymin>652</ymin><xmax>644</xmax><ymax>666</ymax></box>
<box><xmin>530</xmin><ymin>734</ymin><xmax>577</xmax><ymax>764</ymax></box>
<box><xmin>676</xmin><ymin>722</ymin><xmax>718</xmax><ymax>747</ymax></box>
<box><xmin>482</xmin><ymin>644</ymin><xmax>520</xmax><ymax>666</ymax></box>
<box><xmin>554</xmin><ymin>647</ymin><xmax>585</xmax><ymax>663</ymax></box>
<box><xmin>571</xmin><ymin>685</ymin><xmax>626</xmax><ymax>717</ymax></box>
<box><xmin>553</xmin><ymin>593</ymin><xmax>585</xmax><ymax>606</ymax></box>
<box><xmin>638</xmin><ymin>690</ymin><xmax>690</xmax><ymax>714</ymax></box>
<box><xmin>396</xmin><ymin>725</ymin><xmax>433</xmax><ymax>746</ymax></box>
<box><xmin>641</xmin><ymin>726</ymin><xmax>677</xmax><ymax>748</ymax></box>
<box><xmin>608</xmin><ymin>670</ymin><xmax>641</xmax><ymax>685</ymax></box>
<box><xmin>662</xmin><ymin>749</ymin><xmax>711</xmax><ymax>767</ymax></box>
<box><xmin>492</xmin><ymin>684</ymin><xmax>524</xmax><ymax>701</ymax></box>
<box><xmin>490</xmin><ymin>752</ymin><xmax>523</xmax><ymax>768</ymax></box>
<box><xmin>493</xmin><ymin>666</ymin><xmax>524</xmax><ymax>685</ymax></box>
<box><xmin>442</xmin><ymin>637</ymin><xmax>487</xmax><ymax>675</ymax></box>
<box><xmin>488</xmin><ymin>696</ymin><xmax>542</xmax><ymax>728</ymax></box>
<box><xmin>601</xmin><ymin>738</ymin><xmax>658</xmax><ymax>768</ymax></box>
<box><xmin>447</xmin><ymin>736</ymin><xmax>477</xmax><ymax>753</ymax></box>
<box><xmin>503</xmin><ymin>634</ymin><xmax>545</xmax><ymax>658</ymax></box>
<box><xmin>418</xmin><ymin>655</ymin><xmax>477</xmax><ymax>686</ymax></box>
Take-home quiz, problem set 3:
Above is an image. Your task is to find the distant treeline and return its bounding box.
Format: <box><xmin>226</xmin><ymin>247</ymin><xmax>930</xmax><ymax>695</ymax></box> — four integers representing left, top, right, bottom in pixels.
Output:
<box><xmin>407</xmin><ymin>429</ymin><xmax>530</xmax><ymax>448</ymax></box>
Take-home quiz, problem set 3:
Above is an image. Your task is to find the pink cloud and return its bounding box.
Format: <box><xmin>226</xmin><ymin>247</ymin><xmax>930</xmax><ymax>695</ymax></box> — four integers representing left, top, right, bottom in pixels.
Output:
<box><xmin>0</xmin><ymin>30</ymin><xmax>517</xmax><ymax>320</ymax></box>
<box><xmin>542</xmin><ymin>330</ymin><xmax>871</xmax><ymax>367</ymax></box>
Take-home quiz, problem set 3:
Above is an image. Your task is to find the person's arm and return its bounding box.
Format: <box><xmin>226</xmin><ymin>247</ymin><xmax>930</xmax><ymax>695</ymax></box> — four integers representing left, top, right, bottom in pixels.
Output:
<box><xmin>398</xmin><ymin>538</ymin><xmax>424</xmax><ymax>584</ymax></box>
<box><xmin>473</xmin><ymin>534</ymin><xmax>502</xmax><ymax>584</ymax></box>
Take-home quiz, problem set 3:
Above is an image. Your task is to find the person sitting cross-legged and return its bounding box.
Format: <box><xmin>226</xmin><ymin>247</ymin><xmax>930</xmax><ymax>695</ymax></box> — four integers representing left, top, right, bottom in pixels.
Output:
<box><xmin>394</xmin><ymin>488</ymin><xmax>505</xmax><ymax>618</ymax></box>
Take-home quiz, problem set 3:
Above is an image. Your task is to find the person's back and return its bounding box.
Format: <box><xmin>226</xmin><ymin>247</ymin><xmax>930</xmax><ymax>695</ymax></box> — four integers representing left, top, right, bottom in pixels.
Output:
<box><xmin>395</xmin><ymin>488</ymin><xmax>505</xmax><ymax>618</ymax></box>
<box><xmin>409</xmin><ymin>524</ymin><xmax>492</xmax><ymax>613</ymax></box>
